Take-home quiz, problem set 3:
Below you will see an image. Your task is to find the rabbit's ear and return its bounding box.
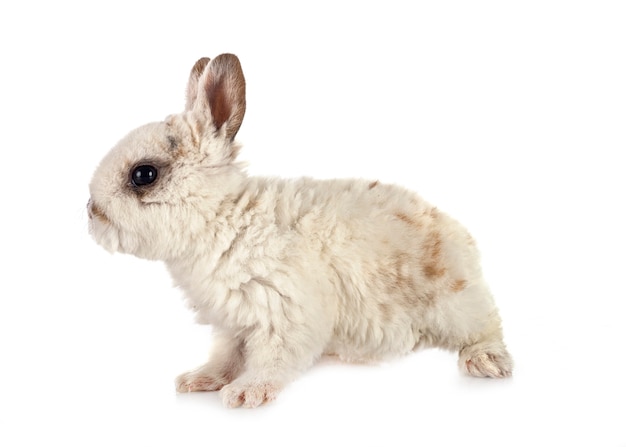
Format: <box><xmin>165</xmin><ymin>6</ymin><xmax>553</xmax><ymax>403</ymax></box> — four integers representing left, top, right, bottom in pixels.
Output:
<box><xmin>185</xmin><ymin>57</ymin><xmax>211</xmax><ymax>112</ymax></box>
<box><xmin>195</xmin><ymin>54</ymin><xmax>246</xmax><ymax>140</ymax></box>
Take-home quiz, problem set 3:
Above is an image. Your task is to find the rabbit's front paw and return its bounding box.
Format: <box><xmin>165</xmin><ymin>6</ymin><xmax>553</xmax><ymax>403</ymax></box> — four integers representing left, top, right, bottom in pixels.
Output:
<box><xmin>221</xmin><ymin>381</ymin><xmax>280</xmax><ymax>408</ymax></box>
<box><xmin>175</xmin><ymin>371</ymin><xmax>225</xmax><ymax>393</ymax></box>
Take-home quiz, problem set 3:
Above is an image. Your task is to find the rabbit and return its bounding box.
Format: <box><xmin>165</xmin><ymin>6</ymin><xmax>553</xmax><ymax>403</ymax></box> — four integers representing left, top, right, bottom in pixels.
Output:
<box><xmin>87</xmin><ymin>53</ymin><xmax>513</xmax><ymax>408</ymax></box>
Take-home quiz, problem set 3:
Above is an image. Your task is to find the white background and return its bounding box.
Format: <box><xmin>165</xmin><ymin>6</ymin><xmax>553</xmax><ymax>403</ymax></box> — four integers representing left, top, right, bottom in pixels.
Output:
<box><xmin>1</xmin><ymin>1</ymin><xmax>625</xmax><ymax>446</ymax></box>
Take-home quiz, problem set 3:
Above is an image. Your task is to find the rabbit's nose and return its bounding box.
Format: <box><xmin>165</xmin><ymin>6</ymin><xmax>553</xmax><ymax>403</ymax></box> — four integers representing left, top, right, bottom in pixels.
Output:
<box><xmin>86</xmin><ymin>198</ymin><xmax>94</xmax><ymax>219</ymax></box>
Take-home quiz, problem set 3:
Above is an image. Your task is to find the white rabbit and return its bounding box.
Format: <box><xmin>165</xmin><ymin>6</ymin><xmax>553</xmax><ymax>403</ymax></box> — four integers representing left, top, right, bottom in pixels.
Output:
<box><xmin>88</xmin><ymin>54</ymin><xmax>512</xmax><ymax>408</ymax></box>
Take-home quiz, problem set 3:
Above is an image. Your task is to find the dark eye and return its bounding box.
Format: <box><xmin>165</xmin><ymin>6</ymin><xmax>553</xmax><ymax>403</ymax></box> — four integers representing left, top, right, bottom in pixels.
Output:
<box><xmin>131</xmin><ymin>165</ymin><xmax>158</xmax><ymax>187</ymax></box>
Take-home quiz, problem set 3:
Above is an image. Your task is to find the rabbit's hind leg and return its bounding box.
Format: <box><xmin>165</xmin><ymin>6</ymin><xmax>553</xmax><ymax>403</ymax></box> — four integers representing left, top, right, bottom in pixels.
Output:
<box><xmin>426</xmin><ymin>280</ymin><xmax>513</xmax><ymax>378</ymax></box>
<box><xmin>458</xmin><ymin>330</ymin><xmax>513</xmax><ymax>378</ymax></box>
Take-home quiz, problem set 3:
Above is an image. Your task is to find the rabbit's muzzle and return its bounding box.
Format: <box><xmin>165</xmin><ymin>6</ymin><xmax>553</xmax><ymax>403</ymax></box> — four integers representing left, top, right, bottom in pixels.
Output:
<box><xmin>86</xmin><ymin>198</ymin><xmax>110</xmax><ymax>224</ymax></box>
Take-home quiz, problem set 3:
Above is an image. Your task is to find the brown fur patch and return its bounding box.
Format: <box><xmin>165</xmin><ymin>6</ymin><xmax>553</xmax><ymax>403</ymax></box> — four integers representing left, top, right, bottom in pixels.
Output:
<box><xmin>423</xmin><ymin>264</ymin><xmax>445</xmax><ymax>278</ymax></box>
<box><xmin>368</xmin><ymin>180</ymin><xmax>379</xmax><ymax>189</ymax></box>
<box><xmin>421</xmin><ymin>231</ymin><xmax>446</xmax><ymax>279</ymax></box>
<box><xmin>394</xmin><ymin>212</ymin><xmax>421</xmax><ymax>229</ymax></box>
<box><xmin>377</xmin><ymin>251</ymin><xmax>436</xmax><ymax>308</ymax></box>
<box><xmin>451</xmin><ymin>279</ymin><xmax>467</xmax><ymax>292</ymax></box>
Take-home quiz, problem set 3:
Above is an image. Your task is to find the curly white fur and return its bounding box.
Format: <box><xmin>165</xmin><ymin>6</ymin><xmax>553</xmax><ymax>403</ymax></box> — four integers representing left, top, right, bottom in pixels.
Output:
<box><xmin>88</xmin><ymin>54</ymin><xmax>512</xmax><ymax>408</ymax></box>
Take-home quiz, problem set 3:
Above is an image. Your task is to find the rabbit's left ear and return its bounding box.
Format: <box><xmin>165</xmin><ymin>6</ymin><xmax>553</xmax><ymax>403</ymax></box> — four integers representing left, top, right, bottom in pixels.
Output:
<box><xmin>187</xmin><ymin>54</ymin><xmax>246</xmax><ymax>140</ymax></box>
<box><xmin>185</xmin><ymin>57</ymin><xmax>210</xmax><ymax>112</ymax></box>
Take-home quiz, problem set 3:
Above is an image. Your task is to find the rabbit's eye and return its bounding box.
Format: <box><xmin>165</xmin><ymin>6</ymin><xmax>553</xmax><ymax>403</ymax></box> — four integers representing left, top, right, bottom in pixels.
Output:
<box><xmin>131</xmin><ymin>165</ymin><xmax>158</xmax><ymax>187</ymax></box>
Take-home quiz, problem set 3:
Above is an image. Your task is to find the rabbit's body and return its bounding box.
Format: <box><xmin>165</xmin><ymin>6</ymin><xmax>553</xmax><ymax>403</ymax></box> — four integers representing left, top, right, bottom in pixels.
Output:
<box><xmin>88</xmin><ymin>54</ymin><xmax>512</xmax><ymax>408</ymax></box>
<box><xmin>169</xmin><ymin>175</ymin><xmax>488</xmax><ymax>359</ymax></box>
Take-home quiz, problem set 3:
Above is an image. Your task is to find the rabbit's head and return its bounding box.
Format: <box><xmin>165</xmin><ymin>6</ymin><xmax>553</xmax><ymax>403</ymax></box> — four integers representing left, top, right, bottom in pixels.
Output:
<box><xmin>88</xmin><ymin>54</ymin><xmax>246</xmax><ymax>260</ymax></box>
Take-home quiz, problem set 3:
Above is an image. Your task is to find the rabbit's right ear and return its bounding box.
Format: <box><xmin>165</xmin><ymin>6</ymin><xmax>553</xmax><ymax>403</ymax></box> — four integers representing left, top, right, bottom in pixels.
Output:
<box><xmin>185</xmin><ymin>54</ymin><xmax>246</xmax><ymax>141</ymax></box>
